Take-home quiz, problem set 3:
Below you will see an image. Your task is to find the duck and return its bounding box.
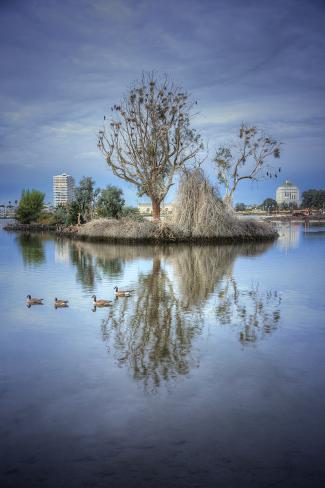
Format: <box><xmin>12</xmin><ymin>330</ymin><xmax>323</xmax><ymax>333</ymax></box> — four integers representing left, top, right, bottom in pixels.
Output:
<box><xmin>92</xmin><ymin>295</ymin><xmax>113</xmax><ymax>307</ymax></box>
<box><xmin>54</xmin><ymin>298</ymin><xmax>69</xmax><ymax>308</ymax></box>
<box><xmin>114</xmin><ymin>286</ymin><xmax>133</xmax><ymax>297</ymax></box>
<box><xmin>26</xmin><ymin>295</ymin><xmax>43</xmax><ymax>305</ymax></box>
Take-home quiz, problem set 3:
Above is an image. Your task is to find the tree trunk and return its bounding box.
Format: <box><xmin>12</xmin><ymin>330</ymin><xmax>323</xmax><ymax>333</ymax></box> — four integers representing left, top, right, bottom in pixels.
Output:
<box><xmin>151</xmin><ymin>197</ymin><xmax>161</xmax><ymax>220</ymax></box>
<box><xmin>223</xmin><ymin>194</ymin><xmax>233</xmax><ymax>210</ymax></box>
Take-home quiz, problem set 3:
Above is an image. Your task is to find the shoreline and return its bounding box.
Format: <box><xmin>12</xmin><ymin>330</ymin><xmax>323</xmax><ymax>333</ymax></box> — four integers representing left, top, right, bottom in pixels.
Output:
<box><xmin>3</xmin><ymin>218</ymin><xmax>278</xmax><ymax>244</ymax></box>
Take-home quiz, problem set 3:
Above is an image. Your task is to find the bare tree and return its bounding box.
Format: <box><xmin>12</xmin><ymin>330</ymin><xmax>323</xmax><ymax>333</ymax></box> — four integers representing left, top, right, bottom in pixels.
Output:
<box><xmin>98</xmin><ymin>73</ymin><xmax>203</xmax><ymax>220</ymax></box>
<box><xmin>214</xmin><ymin>124</ymin><xmax>281</xmax><ymax>208</ymax></box>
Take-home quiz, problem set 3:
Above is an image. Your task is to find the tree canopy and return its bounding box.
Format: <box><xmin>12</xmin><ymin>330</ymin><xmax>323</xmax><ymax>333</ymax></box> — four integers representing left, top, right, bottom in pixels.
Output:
<box><xmin>260</xmin><ymin>198</ymin><xmax>277</xmax><ymax>210</ymax></box>
<box><xmin>302</xmin><ymin>189</ymin><xmax>325</xmax><ymax>209</ymax></box>
<box><xmin>74</xmin><ymin>177</ymin><xmax>99</xmax><ymax>223</ymax></box>
<box><xmin>214</xmin><ymin>124</ymin><xmax>281</xmax><ymax>208</ymax></box>
<box><xmin>97</xmin><ymin>185</ymin><xmax>125</xmax><ymax>218</ymax></box>
<box><xmin>98</xmin><ymin>72</ymin><xmax>203</xmax><ymax>219</ymax></box>
<box><xmin>16</xmin><ymin>189</ymin><xmax>45</xmax><ymax>224</ymax></box>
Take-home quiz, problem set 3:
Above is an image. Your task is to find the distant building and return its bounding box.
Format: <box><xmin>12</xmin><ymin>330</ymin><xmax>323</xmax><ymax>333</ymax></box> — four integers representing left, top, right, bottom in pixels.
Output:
<box><xmin>0</xmin><ymin>204</ymin><xmax>17</xmax><ymax>218</ymax></box>
<box><xmin>138</xmin><ymin>202</ymin><xmax>174</xmax><ymax>217</ymax></box>
<box><xmin>276</xmin><ymin>180</ymin><xmax>300</xmax><ymax>206</ymax></box>
<box><xmin>53</xmin><ymin>173</ymin><xmax>75</xmax><ymax>207</ymax></box>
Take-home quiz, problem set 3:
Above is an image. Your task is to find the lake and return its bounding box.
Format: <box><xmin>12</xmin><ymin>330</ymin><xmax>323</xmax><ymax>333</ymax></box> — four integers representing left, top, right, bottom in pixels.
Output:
<box><xmin>0</xmin><ymin>221</ymin><xmax>325</xmax><ymax>487</ymax></box>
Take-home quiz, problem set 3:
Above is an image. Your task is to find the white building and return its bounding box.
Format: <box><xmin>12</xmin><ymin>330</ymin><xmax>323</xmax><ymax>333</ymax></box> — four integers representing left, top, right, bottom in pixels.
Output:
<box><xmin>138</xmin><ymin>202</ymin><xmax>174</xmax><ymax>217</ymax></box>
<box><xmin>276</xmin><ymin>180</ymin><xmax>300</xmax><ymax>206</ymax></box>
<box><xmin>53</xmin><ymin>173</ymin><xmax>75</xmax><ymax>207</ymax></box>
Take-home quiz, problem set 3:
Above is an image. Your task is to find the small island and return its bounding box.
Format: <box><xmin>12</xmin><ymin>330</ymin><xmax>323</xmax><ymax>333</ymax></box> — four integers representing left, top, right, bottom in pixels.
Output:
<box><xmin>4</xmin><ymin>169</ymin><xmax>277</xmax><ymax>243</ymax></box>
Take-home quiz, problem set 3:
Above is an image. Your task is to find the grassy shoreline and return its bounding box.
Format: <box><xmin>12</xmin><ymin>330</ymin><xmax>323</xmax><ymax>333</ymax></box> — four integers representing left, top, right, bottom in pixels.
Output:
<box><xmin>4</xmin><ymin>217</ymin><xmax>277</xmax><ymax>244</ymax></box>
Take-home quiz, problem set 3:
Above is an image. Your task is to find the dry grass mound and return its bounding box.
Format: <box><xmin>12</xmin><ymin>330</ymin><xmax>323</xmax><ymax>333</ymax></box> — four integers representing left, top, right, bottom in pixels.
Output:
<box><xmin>172</xmin><ymin>169</ymin><xmax>277</xmax><ymax>241</ymax></box>
<box><xmin>62</xmin><ymin>217</ymin><xmax>179</xmax><ymax>242</ymax></box>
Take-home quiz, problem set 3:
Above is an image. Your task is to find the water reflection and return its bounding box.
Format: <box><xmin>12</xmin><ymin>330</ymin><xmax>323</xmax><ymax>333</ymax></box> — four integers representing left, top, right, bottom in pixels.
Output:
<box><xmin>215</xmin><ymin>280</ymin><xmax>281</xmax><ymax>344</ymax></box>
<box><xmin>276</xmin><ymin>224</ymin><xmax>300</xmax><ymax>251</ymax></box>
<box><xmin>100</xmin><ymin>256</ymin><xmax>203</xmax><ymax>391</ymax></box>
<box><xmin>68</xmin><ymin>242</ymin><xmax>124</xmax><ymax>290</ymax></box>
<box><xmin>55</xmin><ymin>240</ymin><xmax>71</xmax><ymax>264</ymax></box>
<box><xmin>67</xmin><ymin>241</ymin><xmax>280</xmax><ymax>390</ymax></box>
<box><xmin>16</xmin><ymin>234</ymin><xmax>46</xmax><ymax>266</ymax></box>
<box><xmin>171</xmin><ymin>242</ymin><xmax>272</xmax><ymax>308</ymax></box>
<box><xmin>14</xmin><ymin>235</ymin><xmax>281</xmax><ymax>388</ymax></box>
<box><xmin>69</xmin><ymin>244</ymin><xmax>100</xmax><ymax>290</ymax></box>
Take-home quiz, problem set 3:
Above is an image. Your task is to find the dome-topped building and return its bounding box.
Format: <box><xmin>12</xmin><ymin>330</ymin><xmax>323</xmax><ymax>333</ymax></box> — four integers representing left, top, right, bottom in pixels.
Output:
<box><xmin>276</xmin><ymin>180</ymin><xmax>300</xmax><ymax>206</ymax></box>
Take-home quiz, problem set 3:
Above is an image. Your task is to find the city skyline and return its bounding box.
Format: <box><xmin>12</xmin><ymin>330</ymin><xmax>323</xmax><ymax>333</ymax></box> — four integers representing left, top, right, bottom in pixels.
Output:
<box><xmin>0</xmin><ymin>173</ymin><xmax>314</xmax><ymax>207</ymax></box>
<box><xmin>0</xmin><ymin>0</ymin><xmax>325</xmax><ymax>204</ymax></box>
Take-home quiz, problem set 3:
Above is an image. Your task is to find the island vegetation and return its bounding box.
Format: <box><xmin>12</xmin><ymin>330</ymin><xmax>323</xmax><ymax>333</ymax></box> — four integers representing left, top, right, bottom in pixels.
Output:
<box><xmin>15</xmin><ymin>190</ymin><xmax>45</xmax><ymax>224</ymax></box>
<box><xmin>4</xmin><ymin>72</ymin><xmax>290</xmax><ymax>242</ymax></box>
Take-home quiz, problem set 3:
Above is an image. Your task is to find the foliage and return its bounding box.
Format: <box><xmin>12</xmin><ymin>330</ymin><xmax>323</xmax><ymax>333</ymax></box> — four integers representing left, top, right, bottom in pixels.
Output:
<box><xmin>235</xmin><ymin>202</ymin><xmax>247</xmax><ymax>211</ymax></box>
<box><xmin>214</xmin><ymin>124</ymin><xmax>281</xmax><ymax>208</ymax></box>
<box><xmin>74</xmin><ymin>177</ymin><xmax>99</xmax><ymax>223</ymax></box>
<box><xmin>66</xmin><ymin>201</ymin><xmax>81</xmax><ymax>225</ymax></box>
<box><xmin>36</xmin><ymin>211</ymin><xmax>63</xmax><ymax>225</ymax></box>
<box><xmin>260</xmin><ymin>198</ymin><xmax>277</xmax><ymax>210</ymax></box>
<box><xmin>301</xmin><ymin>189</ymin><xmax>325</xmax><ymax>209</ymax></box>
<box><xmin>98</xmin><ymin>72</ymin><xmax>203</xmax><ymax>219</ymax></box>
<box><xmin>16</xmin><ymin>189</ymin><xmax>45</xmax><ymax>224</ymax></box>
<box><xmin>52</xmin><ymin>205</ymin><xmax>69</xmax><ymax>225</ymax></box>
<box><xmin>121</xmin><ymin>206</ymin><xmax>144</xmax><ymax>221</ymax></box>
<box><xmin>16</xmin><ymin>234</ymin><xmax>45</xmax><ymax>265</ymax></box>
<box><xmin>52</xmin><ymin>202</ymin><xmax>82</xmax><ymax>226</ymax></box>
<box><xmin>279</xmin><ymin>202</ymin><xmax>298</xmax><ymax>210</ymax></box>
<box><xmin>97</xmin><ymin>185</ymin><xmax>125</xmax><ymax>218</ymax></box>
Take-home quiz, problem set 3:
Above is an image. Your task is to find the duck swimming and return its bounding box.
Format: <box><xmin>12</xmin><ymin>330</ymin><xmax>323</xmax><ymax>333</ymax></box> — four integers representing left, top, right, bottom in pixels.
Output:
<box><xmin>54</xmin><ymin>298</ymin><xmax>69</xmax><ymax>308</ymax></box>
<box><xmin>114</xmin><ymin>286</ymin><xmax>133</xmax><ymax>297</ymax></box>
<box><xmin>26</xmin><ymin>295</ymin><xmax>43</xmax><ymax>305</ymax></box>
<box><xmin>92</xmin><ymin>295</ymin><xmax>113</xmax><ymax>307</ymax></box>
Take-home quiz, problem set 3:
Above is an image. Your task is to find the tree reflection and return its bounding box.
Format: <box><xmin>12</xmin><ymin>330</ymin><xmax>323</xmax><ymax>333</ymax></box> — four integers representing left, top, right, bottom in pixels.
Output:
<box><xmin>96</xmin><ymin>255</ymin><xmax>122</xmax><ymax>278</ymax></box>
<box><xmin>171</xmin><ymin>242</ymin><xmax>273</xmax><ymax>308</ymax></box>
<box><xmin>100</xmin><ymin>256</ymin><xmax>203</xmax><ymax>391</ymax></box>
<box><xmin>69</xmin><ymin>244</ymin><xmax>98</xmax><ymax>290</ymax></box>
<box><xmin>16</xmin><ymin>233</ymin><xmax>46</xmax><ymax>266</ymax></box>
<box><xmin>69</xmin><ymin>242</ymin><xmax>124</xmax><ymax>290</ymax></box>
<box><xmin>71</xmin><ymin>240</ymin><xmax>281</xmax><ymax>389</ymax></box>
<box><xmin>216</xmin><ymin>279</ymin><xmax>281</xmax><ymax>344</ymax></box>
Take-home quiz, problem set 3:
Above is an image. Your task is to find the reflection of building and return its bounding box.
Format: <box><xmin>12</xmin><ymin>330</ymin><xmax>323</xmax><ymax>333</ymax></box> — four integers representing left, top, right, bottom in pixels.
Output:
<box><xmin>277</xmin><ymin>224</ymin><xmax>300</xmax><ymax>251</ymax></box>
<box><xmin>55</xmin><ymin>241</ymin><xmax>71</xmax><ymax>264</ymax></box>
<box><xmin>53</xmin><ymin>173</ymin><xmax>75</xmax><ymax>207</ymax></box>
<box><xmin>138</xmin><ymin>202</ymin><xmax>174</xmax><ymax>217</ymax></box>
<box><xmin>276</xmin><ymin>180</ymin><xmax>300</xmax><ymax>206</ymax></box>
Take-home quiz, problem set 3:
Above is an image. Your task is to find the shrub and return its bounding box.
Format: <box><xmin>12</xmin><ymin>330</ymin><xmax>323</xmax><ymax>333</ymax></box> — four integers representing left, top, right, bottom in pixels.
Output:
<box><xmin>16</xmin><ymin>190</ymin><xmax>45</xmax><ymax>224</ymax></box>
<box><xmin>121</xmin><ymin>206</ymin><xmax>144</xmax><ymax>221</ymax></box>
<box><xmin>97</xmin><ymin>186</ymin><xmax>125</xmax><ymax>218</ymax></box>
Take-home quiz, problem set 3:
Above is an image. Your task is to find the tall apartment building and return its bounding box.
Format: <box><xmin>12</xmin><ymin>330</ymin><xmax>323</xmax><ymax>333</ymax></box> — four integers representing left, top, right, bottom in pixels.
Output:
<box><xmin>53</xmin><ymin>173</ymin><xmax>75</xmax><ymax>207</ymax></box>
<box><xmin>276</xmin><ymin>180</ymin><xmax>300</xmax><ymax>206</ymax></box>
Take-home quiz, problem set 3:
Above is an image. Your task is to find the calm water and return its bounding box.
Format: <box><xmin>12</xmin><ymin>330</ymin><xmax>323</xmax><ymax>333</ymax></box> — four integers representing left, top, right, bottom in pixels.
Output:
<box><xmin>0</xmin><ymin>222</ymin><xmax>325</xmax><ymax>487</ymax></box>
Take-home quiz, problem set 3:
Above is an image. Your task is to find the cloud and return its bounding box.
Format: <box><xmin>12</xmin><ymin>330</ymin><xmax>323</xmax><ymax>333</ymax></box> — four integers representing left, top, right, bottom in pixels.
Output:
<box><xmin>0</xmin><ymin>0</ymin><xmax>324</xmax><ymax>203</ymax></box>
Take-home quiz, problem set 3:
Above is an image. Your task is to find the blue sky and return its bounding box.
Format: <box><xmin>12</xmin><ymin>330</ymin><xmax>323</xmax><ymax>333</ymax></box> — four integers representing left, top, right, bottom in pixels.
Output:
<box><xmin>0</xmin><ymin>0</ymin><xmax>324</xmax><ymax>205</ymax></box>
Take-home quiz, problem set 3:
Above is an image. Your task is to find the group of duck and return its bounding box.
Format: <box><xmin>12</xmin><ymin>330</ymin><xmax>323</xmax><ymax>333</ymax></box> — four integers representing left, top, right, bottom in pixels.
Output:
<box><xmin>26</xmin><ymin>286</ymin><xmax>133</xmax><ymax>308</ymax></box>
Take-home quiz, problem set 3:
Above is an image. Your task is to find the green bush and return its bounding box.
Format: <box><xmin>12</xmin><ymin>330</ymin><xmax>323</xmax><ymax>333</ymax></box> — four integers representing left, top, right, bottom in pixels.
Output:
<box><xmin>97</xmin><ymin>186</ymin><xmax>125</xmax><ymax>218</ymax></box>
<box><xmin>121</xmin><ymin>206</ymin><xmax>144</xmax><ymax>221</ymax></box>
<box><xmin>16</xmin><ymin>190</ymin><xmax>45</xmax><ymax>224</ymax></box>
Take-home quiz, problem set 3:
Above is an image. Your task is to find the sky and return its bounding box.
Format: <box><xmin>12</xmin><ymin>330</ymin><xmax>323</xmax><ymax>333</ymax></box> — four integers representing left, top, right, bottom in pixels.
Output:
<box><xmin>0</xmin><ymin>0</ymin><xmax>324</xmax><ymax>205</ymax></box>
